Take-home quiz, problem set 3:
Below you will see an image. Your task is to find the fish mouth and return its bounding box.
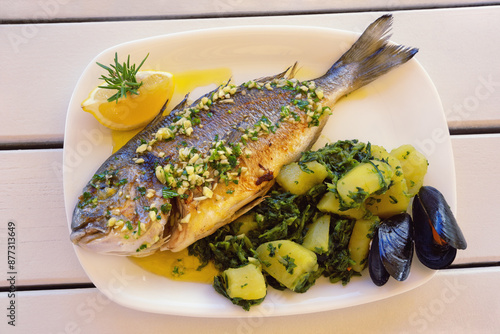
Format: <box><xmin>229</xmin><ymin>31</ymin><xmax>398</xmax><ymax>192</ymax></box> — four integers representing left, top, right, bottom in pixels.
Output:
<box><xmin>70</xmin><ymin>216</ymin><xmax>171</xmax><ymax>256</ymax></box>
<box><xmin>70</xmin><ymin>226</ymin><xmax>107</xmax><ymax>245</ymax></box>
<box><xmin>70</xmin><ymin>178</ymin><xmax>174</xmax><ymax>255</ymax></box>
<box><xmin>70</xmin><ymin>228</ymin><xmax>139</xmax><ymax>256</ymax></box>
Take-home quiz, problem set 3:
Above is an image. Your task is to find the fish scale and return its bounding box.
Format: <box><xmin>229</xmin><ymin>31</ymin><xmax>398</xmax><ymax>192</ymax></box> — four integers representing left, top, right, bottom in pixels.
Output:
<box><xmin>71</xmin><ymin>14</ymin><xmax>418</xmax><ymax>255</ymax></box>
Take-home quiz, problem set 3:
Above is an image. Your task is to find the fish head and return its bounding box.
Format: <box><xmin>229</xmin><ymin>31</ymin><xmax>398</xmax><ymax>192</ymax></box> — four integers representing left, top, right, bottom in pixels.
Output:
<box><xmin>70</xmin><ymin>153</ymin><xmax>172</xmax><ymax>256</ymax></box>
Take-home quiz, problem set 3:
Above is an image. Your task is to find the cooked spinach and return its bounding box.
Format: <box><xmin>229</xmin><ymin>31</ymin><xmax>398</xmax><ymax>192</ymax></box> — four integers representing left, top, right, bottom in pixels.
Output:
<box><xmin>188</xmin><ymin>140</ymin><xmax>371</xmax><ymax>310</ymax></box>
<box><xmin>320</xmin><ymin>218</ymin><xmax>358</xmax><ymax>285</ymax></box>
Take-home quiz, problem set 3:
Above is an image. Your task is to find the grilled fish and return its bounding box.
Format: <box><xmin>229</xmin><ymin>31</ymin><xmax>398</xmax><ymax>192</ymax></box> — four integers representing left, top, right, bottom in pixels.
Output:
<box><xmin>70</xmin><ymin>14</ymin><xmax>418</xmax><ymax>255</ymax></box>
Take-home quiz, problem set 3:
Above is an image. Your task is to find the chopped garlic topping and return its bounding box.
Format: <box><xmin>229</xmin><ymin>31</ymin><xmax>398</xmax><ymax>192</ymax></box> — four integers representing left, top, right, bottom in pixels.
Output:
<box><xmin>203</xmin><ymin>186</ymin><xmax>214</xmax><ymax>198</ymax></box>
<box><xmin>136</xmin><ymin>144</ymin><xmax>148</xmax><ymax>154</ymax></box>
<box><xmin>107</xmin><ymin>217</ymin><xmax>117</xmax><ymax>227</ymax></box>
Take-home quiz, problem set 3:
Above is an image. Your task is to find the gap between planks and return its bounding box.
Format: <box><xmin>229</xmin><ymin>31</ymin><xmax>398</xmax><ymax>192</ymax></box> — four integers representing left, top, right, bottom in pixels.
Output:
<box><xmin>1</xmin><ymin>129</ymin><xmax>499</xmax><ymax>151</ymax></box>
<box><xmin>1</xmin><ymin>1</ymin><xmax>500</xmax><ymax>24</ymax></box>
<box><xmin>0</xmin><ymin>261</ymin><xmax>498</xmax><ymax>293</ymax></box>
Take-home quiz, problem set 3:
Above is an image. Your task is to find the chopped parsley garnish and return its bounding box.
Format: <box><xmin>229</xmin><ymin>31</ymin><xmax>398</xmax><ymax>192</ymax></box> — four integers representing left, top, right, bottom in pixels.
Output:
<box><xmin>162</xmin><ymin>187</ymin><xmax>179</xmax><ymax>199</ymax></box>
<box><xmin>78</xmin><ymin>191</ymin><xmax>96</xmax><ymax>209</ymax></box>
<box><xmin>144</xmin><ymin>206</ymin><xmax>158</xmax><ymax>214</ymax></box>
<box><xmin>161</xmin><ymin>203</ymin><xmax>172</xmax><ymax>214</ymax></box>
<box><xmin>172</xmin><ymin>265</ymin><xmax>184</xmax><ymax>276</ymax></box>
<box><xmin>293</xmin><ymin>99</ymin><xmax>310</xmax><ymax>110</ymax></box>
<box><xmin>115</xmin><ymin>179</ymin><xmax>128</xmax><ymax>186</ymax></box>
<box><xmin>125</xmin><ymin>221</ymin><xmax>133</xmax><ymax>231</ymax></box>
<box><xmin>134</xmin><ymin>187</ymin><xmax>146</xmax><ymax>200</ymax></box>
<box><xmin>267</xmin><ymin>243</ymin><xmax>276</xmax><ymax>257</ymax></box>
<box><xmin>137</xmin><ymin>220</ymin><xmax>142</xmax><ymax>235</ymax></box>
<box><xmin>136</xmin><ymin>243</ymin><xmax>148</xmax><ymax>252</ymax></box>
<box><xmin>281</xmin><ymin>255</ymin><xmax>297</xmax><ymax>274</ymax></box>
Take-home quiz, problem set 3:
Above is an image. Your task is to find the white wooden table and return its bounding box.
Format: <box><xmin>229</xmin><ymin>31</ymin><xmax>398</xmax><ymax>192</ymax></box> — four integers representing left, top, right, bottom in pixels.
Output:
<box><xmin>1</xmin><ymin>2</ymin><xmax>499</xmax><ymax>333</ymax></box>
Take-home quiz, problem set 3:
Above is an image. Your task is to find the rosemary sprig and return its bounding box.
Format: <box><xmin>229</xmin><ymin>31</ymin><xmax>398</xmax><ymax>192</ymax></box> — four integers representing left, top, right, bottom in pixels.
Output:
<box><xmin>96</xmin><ymin>53</ymin><xmax>149</xmax><ymax>103</ymax></box>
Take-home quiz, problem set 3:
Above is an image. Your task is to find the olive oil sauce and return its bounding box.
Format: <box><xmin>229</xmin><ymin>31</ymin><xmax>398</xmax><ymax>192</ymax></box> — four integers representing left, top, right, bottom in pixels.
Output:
<box><xmin>112</xmin><ymin>67</ymin><xmax>232</xmax><ymax>283</ymax></box>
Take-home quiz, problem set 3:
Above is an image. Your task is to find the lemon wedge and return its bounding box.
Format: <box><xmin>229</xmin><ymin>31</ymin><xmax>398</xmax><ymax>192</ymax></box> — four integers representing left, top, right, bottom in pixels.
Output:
<box><xmin>82</xmin><ymin>71</ymin><xmax>174</xmax><ymax>131</ymax></box>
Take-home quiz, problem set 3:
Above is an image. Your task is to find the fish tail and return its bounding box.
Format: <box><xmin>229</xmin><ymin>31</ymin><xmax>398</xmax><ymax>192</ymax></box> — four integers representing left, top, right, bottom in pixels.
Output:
<box><xmin>324</xmin><ymin>14</ymin><xmax>418</xmax><ymax>92</ymax></box>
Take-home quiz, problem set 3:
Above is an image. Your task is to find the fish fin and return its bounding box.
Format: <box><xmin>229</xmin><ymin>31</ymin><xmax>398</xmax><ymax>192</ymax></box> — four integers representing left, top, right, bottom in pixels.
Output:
<box><xmin>286</xmin><ymin>62</ymin><xmax>300</xmax><ymax>79</ymax></box>
<box><xmin>255</xmin><ymin>62</ymin><xmax>298</xmax><ymax>83</ymax></box>
<box><xmin>231</xmin><ymin>196</ymin><xmax>266</xmax><ymax>221</ymax></box>
<box><xmin>174</xmin><ymin>93</ymin><xmax>191</xmax><ymax>110</ymax></box>
<box><xmin>324</xmin><ymin>14</ymin><xmax>418</xmax><ymax>91</ymax></box>
<box><xmin>151</xmin><ymin>90</ymin><xmax>193</xmax><ymax>127</ymax></box>
<box><xmin>148</xmin><ymin>97</ymin><xmax>171</xmax><ymax>125</ymax></box>
<box><xmin>228</xmin><ymin>180</ymin><xmax>275</xmax><ymax>221</ymax></box>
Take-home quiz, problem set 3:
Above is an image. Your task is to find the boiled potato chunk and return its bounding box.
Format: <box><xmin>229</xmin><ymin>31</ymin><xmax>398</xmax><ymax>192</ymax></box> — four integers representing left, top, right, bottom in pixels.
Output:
<box><xmin>256</xmin><ymin>240</ymin><xmax>318</xmax><ymax>291</ymax></box>
<box><xmin>277</xmin><ymin>161</ymin><xmax>328</xmax><ymax>195</ymax></box>
<box><xmin>302</xmin><ymin>214</ymin><xmax>330</xmax><ymax>254</ymax></box>
<box><xmin>370</xmin><ymin>145</ymin><xmax>390</xmax><ymax>161</ymax></box>
<box><xmin>225</xmin><ymin>263</ymin><xmax>267</xmax><ymax>300</ymax></box>
<box><xmin>348</xmin><ymin>217</ymin><xmax>379</xmax><ymax>272</ymax></box>
<box><xmin>390</xmin><ymin>144</ymin><xmax>428</xmax><ymax>196</ymax></box>
<box><xmin>365</xmin><ymin>178</ymin><xmax>410</xmax><ymax>218</ymax></box>
<box><xmin>232</xmin><ymin>213</ymin><xmax>259</xmax><ymax>235</ymax></box>
<box><xmin>371</xmin><ymin>146</ymin><xmax>405</xmax><ymax>181</ymax></box>
<box><xmin>366</xmin><ymin>145</ymin><xmax>411</xmax><ymax>218</ymax></box>
<box><xmin>317</xmin><ymin>191</ymin><xmax>366</xmax><ymax>219</ymax></box>
<box><xmin>337</xmin><ymin>160</ymin><xmax>392</xmax><ymax>208</ymax></box>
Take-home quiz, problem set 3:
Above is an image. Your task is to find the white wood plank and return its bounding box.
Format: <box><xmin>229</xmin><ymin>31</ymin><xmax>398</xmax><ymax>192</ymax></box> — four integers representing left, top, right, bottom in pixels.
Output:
<box><xmin>0</xmin><ymin>0</ymin><xmax>490</xmax><ymax>21</ymax></box>
<box><xmin>0</xmin><ymin>149</ymin><xmax>89</xmax><ymax>286</ymax></box>
<box><xmin>0</xmin><ymin>134</ymin><xmax>498</xmax><ymax>286</ymax></box>
<box><xmin>1</xmin><ymin>267</ymin><xmax>498</xmax><ymax>333</ymax></box>
<box><xmin>1</xmin><ymin>7</ymin><xmax>500</xmax><ymax>144</ymax></box>
<box><xmin>451</xmin><ymin>134</ymin><xmax>500</xmax><ymax>264</ymax></box>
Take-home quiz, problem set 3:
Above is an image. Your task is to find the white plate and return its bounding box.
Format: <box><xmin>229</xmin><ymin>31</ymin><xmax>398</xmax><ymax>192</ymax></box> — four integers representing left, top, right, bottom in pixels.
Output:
<box><xmin>63</xmin><ymin>25</ymin><xmax>455</xmax><ymax>317</ymax></box>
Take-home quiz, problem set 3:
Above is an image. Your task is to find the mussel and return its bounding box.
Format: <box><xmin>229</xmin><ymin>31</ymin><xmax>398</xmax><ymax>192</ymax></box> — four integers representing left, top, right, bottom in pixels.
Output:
<box><xmin>369</xmin><ymin>213</ymin><xmax>413</xmax><ymax>286</ymax></box>
<box><xmin>368</xmin><ymin>227</ymin><xmax>390</xmax><ymax>286</ymax></box>
<box><xmin>412</xmin><ymin>186</ymin><xmax>467</xmax><ymax>269</ymax></box>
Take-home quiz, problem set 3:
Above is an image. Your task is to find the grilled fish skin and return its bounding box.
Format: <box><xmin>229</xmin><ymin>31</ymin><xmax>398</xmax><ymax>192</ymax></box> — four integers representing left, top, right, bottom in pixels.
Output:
<box><xmin>70</xmin><ymin>14</ymin><xmax>418</xmax><ymax>255</ymax></box>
